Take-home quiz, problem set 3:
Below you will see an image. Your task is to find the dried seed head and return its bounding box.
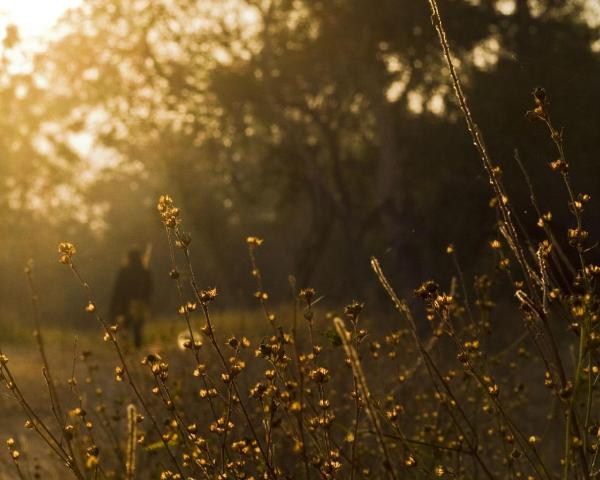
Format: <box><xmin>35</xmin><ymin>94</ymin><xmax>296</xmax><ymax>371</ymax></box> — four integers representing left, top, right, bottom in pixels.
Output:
<box><xmin>344</xmin><ymin>300</ymin><xmax>364</xmax><ymax>319</ymax></box>
<box><xmin>297</xmin><ymin>289</ymin><xmax>315</xmax><ymax>308</ymax></box>
<box><xmin>246</xmin><ymin>236</ymin><xmax>264</xmax><ymax>247</ymax></box>
<box><xmin>199</xmin><ymin>288</ymin><xmax>218</xmax><ymax>304</ymax></box>
<box><xmin>157</xmin><ymin>195</ymin><xmax>180</xmax><ymax>228</ymax></box>
<box><xmin>58</xmin><ymin>242</ymin><xmax>76</xmax><ymax>264</ymax></box>
<box><xmin>414</xmin><ymin>280</ymin><xmax>440</xmax><ymax>301</ymax></box>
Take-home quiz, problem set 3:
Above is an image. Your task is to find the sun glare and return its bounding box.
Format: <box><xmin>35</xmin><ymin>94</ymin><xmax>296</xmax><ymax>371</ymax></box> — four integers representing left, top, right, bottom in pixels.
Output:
<box><xmin>0</xmin><ymin>0</ymin><xmax>80</xmax><ymax>40</ymax></box>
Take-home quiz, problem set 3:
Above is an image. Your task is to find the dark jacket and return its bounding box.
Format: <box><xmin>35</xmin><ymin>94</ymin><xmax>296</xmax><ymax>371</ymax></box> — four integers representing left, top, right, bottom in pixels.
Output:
<box><xmin>110</xmin><ymin>264</ymin><xmax>153</xmax><ymax>318</ymax></box>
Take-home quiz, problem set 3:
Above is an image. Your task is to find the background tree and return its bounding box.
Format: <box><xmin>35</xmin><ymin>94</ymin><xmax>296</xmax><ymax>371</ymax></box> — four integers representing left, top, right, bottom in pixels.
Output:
<box><xmin>1</xmin><ymin>0</ymin><xmax>598</xmax><ymax>321</ymax></box>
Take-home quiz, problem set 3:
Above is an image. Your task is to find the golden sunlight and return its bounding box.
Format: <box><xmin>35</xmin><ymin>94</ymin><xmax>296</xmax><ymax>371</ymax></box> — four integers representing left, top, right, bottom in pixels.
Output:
<box><xmin>0</xmin><ymin>0</ymin><xmax>79</xmax><ymax>39</ymax></box>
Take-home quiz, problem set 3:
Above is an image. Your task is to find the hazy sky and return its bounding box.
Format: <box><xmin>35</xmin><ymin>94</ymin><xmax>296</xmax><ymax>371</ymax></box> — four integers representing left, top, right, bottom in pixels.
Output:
<box><xmin>0</xmin><ymin>0</ymin><xmax>80</xmax><ymax>39</ymax></box>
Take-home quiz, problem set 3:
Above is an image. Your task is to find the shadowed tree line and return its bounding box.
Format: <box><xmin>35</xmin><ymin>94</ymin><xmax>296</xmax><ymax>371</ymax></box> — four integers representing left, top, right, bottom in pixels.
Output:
<box><xmin>0</xmin><ymin>0</ymin><xmax>599</xmax><ymax>321</ymax></box>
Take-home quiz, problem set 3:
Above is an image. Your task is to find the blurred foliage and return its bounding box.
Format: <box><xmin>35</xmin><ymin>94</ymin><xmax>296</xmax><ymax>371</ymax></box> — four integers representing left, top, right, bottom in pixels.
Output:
<box><xmin>0</xmin><ymin>0</ymin><xmax>599</xmax><ymax>320</ymax></box>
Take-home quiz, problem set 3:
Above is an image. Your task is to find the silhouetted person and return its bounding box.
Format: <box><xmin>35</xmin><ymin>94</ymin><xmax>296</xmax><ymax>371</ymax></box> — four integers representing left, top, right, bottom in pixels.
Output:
<box><xmin>110</xmin><ymin>247</ymin><xmax>152</xmax><ymax>349</ymax></box>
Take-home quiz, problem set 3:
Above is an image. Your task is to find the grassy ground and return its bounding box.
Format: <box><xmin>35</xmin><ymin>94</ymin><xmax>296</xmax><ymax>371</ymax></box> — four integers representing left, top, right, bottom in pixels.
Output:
<box><xmin>0</xmin><ymin>308</ymin><xmax>276</xmax><ymax>477</ymax></box>
<box><xmin>0</xmin><ymin>298</ymin><xmax>576</xmax><ymax>478</ymax></box>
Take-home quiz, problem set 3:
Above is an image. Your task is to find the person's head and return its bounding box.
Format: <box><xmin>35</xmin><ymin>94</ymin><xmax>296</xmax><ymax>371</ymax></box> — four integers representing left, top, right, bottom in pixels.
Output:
<box><xmin>127</xmin><ymin>247</ymin><xmax>143</xmax><ymax>268</ymax></box>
